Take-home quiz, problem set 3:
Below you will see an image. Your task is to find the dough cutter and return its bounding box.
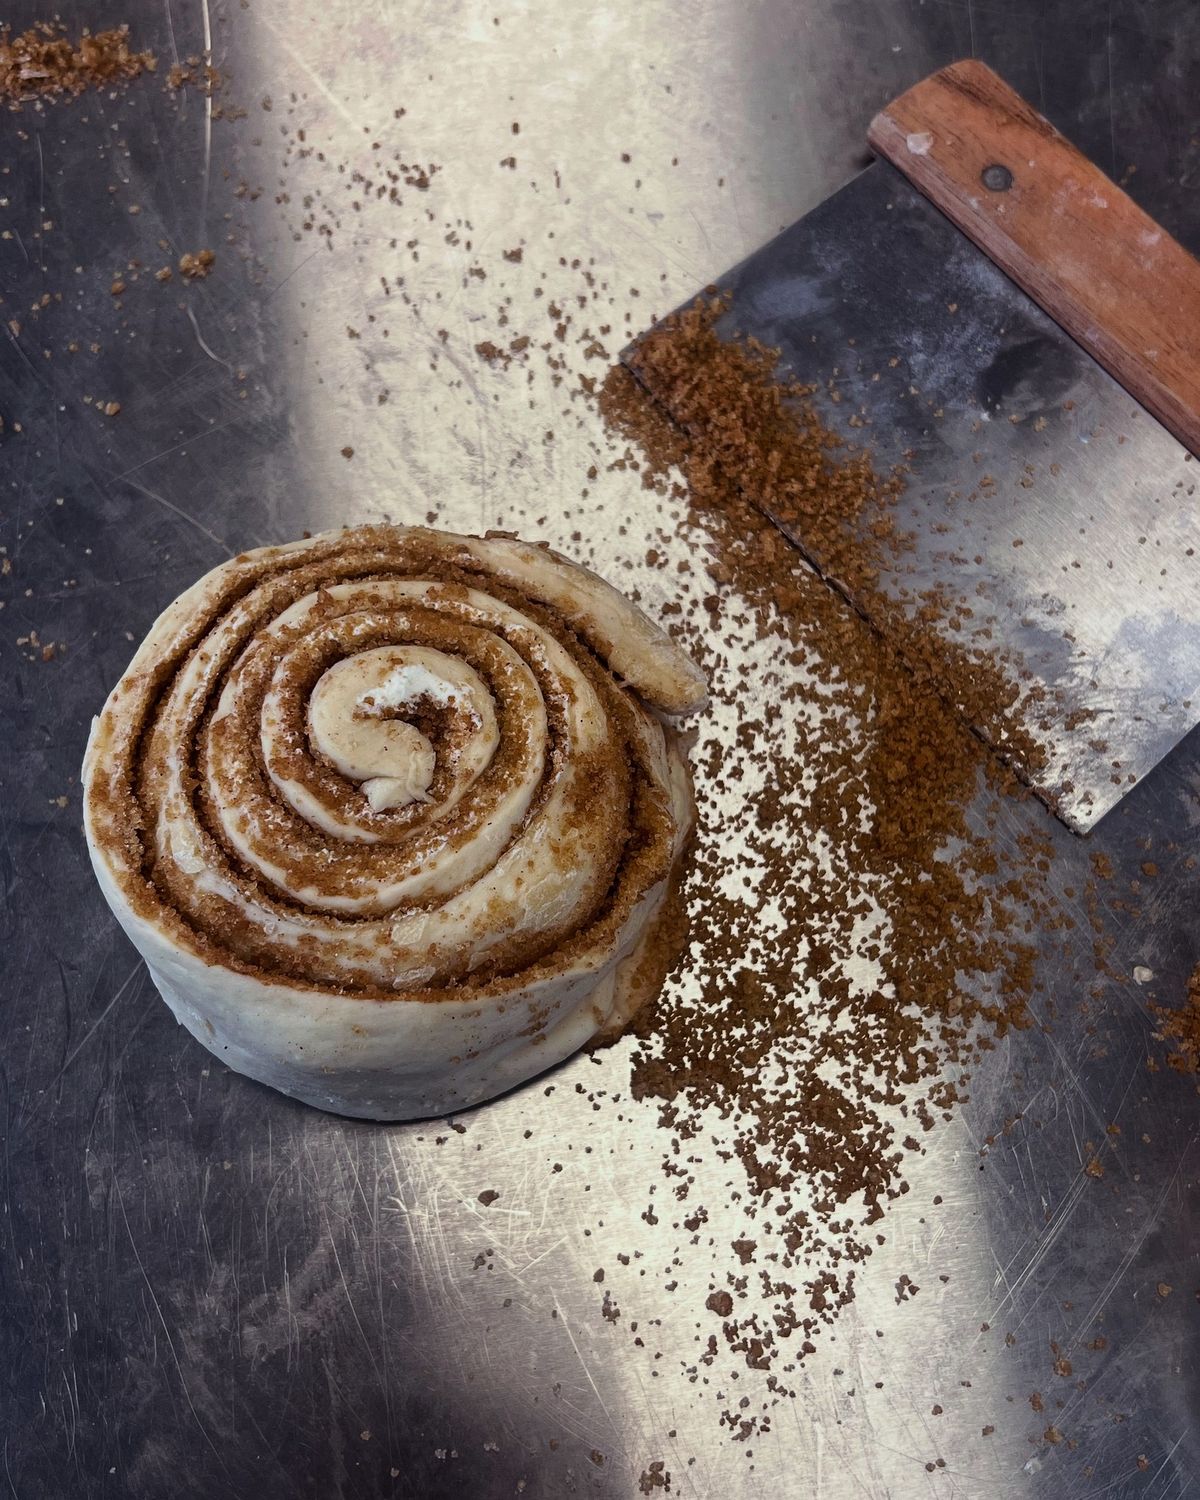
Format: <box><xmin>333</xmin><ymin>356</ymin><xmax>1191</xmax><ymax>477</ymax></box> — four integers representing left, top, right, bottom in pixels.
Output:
<box><xmin>624</xmin><ymin>60</ymin><xmax>1200</xmax><ymax>833</ymax></box>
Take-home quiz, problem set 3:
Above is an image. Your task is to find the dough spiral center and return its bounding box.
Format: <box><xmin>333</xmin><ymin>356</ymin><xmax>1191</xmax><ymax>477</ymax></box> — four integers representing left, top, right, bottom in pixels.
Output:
<box><xmin>307</xmin><ymin>645</ymin><xmax>490</xmax><ymax>812</ymax></box>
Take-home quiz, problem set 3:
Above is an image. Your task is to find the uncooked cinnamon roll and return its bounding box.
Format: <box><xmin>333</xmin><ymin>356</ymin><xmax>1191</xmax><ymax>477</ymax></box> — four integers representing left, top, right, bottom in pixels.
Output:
<box><xmin>82</xmin><ymin>525</ymin><xmax>706</xmax><ymax>1119</ymax></box>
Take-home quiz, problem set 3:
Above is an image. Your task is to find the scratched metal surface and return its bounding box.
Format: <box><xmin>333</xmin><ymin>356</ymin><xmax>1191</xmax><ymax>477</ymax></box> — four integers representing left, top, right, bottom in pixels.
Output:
<box><xmin>3</xmin><ymin>2</ymin><xmax>1200</xmax><ymax>1498</ymax></box>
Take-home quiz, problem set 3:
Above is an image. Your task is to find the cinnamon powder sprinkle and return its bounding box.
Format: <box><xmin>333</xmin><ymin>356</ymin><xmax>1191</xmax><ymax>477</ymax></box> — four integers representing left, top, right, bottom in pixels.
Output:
<box><xmin>0</xmin><ymin>24</ymin><xmax>155</xmax><ymax>103</ymax></box>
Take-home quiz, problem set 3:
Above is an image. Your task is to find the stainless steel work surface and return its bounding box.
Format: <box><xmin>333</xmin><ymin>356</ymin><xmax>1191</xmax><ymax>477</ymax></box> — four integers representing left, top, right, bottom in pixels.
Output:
<box><xmin>3</xmin><ymin>2</ymin><xmax>1200</xmax><ymax>1497</ymax></box>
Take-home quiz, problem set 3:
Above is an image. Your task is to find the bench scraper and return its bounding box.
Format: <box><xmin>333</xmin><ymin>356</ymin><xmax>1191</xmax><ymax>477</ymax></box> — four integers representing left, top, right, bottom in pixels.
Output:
<box><xmin>623</xmin><ymin>60</ymin><xmax>1200</xmax><ymax>834</ymax></box>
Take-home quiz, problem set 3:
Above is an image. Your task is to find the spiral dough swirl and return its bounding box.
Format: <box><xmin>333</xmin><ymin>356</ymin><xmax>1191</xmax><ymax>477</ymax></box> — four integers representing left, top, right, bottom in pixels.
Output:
<box><xmin>83</xmin><ymin>525</ymin><xmax>706</xmax><ymax>1119</ymax></box>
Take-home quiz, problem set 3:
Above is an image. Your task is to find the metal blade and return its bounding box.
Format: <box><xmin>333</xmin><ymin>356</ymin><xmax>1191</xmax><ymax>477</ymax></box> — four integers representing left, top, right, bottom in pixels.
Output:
<box><xmin>626</xmin><ymin>161</ymin><xmax>1200</xmax><ymax>833</ymax></box>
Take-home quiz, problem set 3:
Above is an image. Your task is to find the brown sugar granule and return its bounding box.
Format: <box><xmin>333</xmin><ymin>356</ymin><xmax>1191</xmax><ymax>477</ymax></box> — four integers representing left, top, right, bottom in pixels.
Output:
<box><xmin>0</xmin><ymin>24</ymin><xmax>155</xmax><ymax>103</ymax></box>
<box><xmin>706</xmin><ymin>1290</ymin><xmax>734</xmax><ymax>1317</ymax></box>
<box><xmin>476</xmin><ymin>1189</ymin><xmax>500</xmax><ymax>1207</ymax></box>
<box><xmin>599</xmin><ymin>305</ymin><xmax>1068</xmax><ymax>1376</ymax></box>
<box><xmin>178</xmin><ymin>248</ymin><xmax>216</xmax><ymax>281</ymax></box>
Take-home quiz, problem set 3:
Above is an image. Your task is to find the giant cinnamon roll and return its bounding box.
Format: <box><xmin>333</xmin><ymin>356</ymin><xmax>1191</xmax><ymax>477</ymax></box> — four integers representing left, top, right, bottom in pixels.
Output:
<box><xmin>83</xmin><ymin>525</ymin><xmax>706</xmax><ymax>1119</ymax></box>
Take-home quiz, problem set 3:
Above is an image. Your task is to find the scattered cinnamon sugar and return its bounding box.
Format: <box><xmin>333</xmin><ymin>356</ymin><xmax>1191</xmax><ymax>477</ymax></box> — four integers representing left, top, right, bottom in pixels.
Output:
<box><xmin>0</xmin><ymin>23</ymin><xmax>155</xmax><ymax>103</ymax></box>
<box><xmin>624</xmin><ymin>299</ymin><xmax>1049</xmax><ymax>789</ymax></box>
<box><xmin>601</xmin><ymin>308</ymin><xmax>1071</xmax><ymax>1374</ymax></box>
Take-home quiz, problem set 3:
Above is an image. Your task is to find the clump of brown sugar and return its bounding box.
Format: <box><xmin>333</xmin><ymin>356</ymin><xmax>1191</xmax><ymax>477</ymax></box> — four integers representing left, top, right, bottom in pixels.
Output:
<box><xmin>0</xmin><ymin>23</ymin><xmax>155</xmax><ymax>103</ymax></box>
<box><xmin>178</xmin><ymin>249</ymin><xmax>216</xmax><ymax>280</ymax></box>
<box><xmin>598</xmin><ymin>305</ymin><xmax>1069</xmax><ymax>1375</ymax></box>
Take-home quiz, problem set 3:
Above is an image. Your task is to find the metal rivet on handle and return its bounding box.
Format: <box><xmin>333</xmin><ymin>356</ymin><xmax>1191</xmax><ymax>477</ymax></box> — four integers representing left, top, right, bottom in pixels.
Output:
<box><xmin>981</xmin><ymin>163</ymin><xmax>1014</xmax><ymax>192</ymax></box>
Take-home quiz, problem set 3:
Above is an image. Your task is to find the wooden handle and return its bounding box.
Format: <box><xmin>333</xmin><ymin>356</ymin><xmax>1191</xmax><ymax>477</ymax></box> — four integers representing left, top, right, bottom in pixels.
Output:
<box><xmin>868</xmin><ymin>59</ymin><xmax>1200</xmax><ymax>457</ymax></box>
